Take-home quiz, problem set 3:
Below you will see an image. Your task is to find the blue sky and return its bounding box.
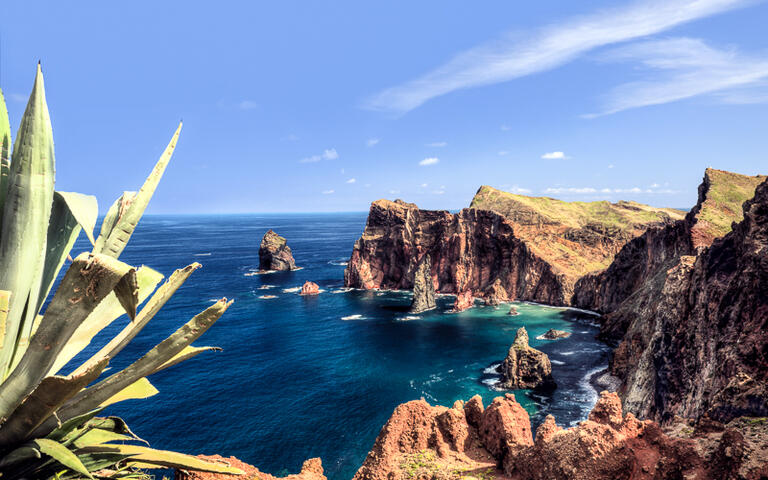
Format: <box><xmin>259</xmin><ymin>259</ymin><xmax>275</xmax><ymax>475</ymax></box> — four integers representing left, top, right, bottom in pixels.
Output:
<box><xmin>1</xmin><ymin>0</ymin><xmax>767</xmax><ymax>213</ymax></box>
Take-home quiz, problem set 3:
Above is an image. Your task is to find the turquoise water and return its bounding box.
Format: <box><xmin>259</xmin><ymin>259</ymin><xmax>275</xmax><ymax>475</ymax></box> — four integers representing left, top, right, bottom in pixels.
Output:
<box><xmin>65</xmin><ymin>213</ymin><xmax>609</xmax><ymax>480</ymax></box>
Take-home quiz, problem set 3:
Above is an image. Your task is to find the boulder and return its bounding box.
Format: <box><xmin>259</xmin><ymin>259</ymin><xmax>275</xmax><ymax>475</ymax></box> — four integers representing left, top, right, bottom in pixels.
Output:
<box><xmin>538</xmin><ymin>328</ymin><xmax>570</xmax><ymax>340</ymax></box>
<box><xmin>300</xmin><ymin>281</ymin><xmax>320</xmax><ymax>295</ymax></box>
<box><xmin>498</xmin><ymin>327</ymin><xmax>556</xmax><ymax>390</ymax></box>
<box><xmin>259</xmin><ymin>230</ymin><xmax>297</xmax><ymax>271</ymax></box>
<box><xmin>451</xmin><ymin>290</ymin><xmax>474</xmax><ymax>312</ymax></box>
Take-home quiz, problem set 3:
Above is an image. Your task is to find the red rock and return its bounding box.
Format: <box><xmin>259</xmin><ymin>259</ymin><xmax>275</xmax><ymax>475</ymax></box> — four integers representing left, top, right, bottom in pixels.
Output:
<box><xmin>300</xmin><ymin>281</ymin><xmax>320</xmax><ymax>295</ymax></box>
<box><xmin>175</xmin><ymin>455</ymin><xmax>325</xmax><ymax>480</ymax></box>
<box><xmin>463</xmin><ymin>394</ymin><xmax>484</xmax><ymax>427</ymax></box>
<box><xmin>451</xmin><ymin>290</ymin><xmax>474</xmax><ymax>312</ymax></box>
<box><xmin>478</xmin><ymin>394</ymin><xmax>534</xmax><ymax>459</ymax></box>
<box><xmin>259</xmin><ymin>230</ymin><xmax>297</xmax><ymax>271</ymax></box>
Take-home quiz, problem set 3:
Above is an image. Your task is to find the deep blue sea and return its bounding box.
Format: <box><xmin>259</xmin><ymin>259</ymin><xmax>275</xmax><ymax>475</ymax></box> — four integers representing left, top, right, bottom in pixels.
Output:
<box><xmin>65</xmin><ymin>213</ymin><xmax>610</xmax><ymax>480</ymax></box>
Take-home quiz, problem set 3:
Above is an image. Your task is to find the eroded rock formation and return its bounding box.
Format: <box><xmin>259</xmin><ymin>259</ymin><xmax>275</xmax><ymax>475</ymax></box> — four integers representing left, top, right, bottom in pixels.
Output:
<box><xmin>538</xmin><ymin>328</ymin><xmax>570</xmax><ymax>340</ymax></box>
<box><xmin>259</xmin><ymin>230</ymin><xmax>297</xmax><ymax>271</ymax></box>
<box><xmin>497</xmin><ymin>327</ymin><xmax>556</xmax><ymax>390</ymax></box>
<box><xmin>353</xmin><ymin>391</ymin><xmax>768</xmax><ymax>480</ymax></box>
<box><xmin>409</xmin><ymin>254</ymin><xmax>436</xmax><ymax>314</ymax></box>
<box><xmin>451</xmin><ymin>290</ymin><xmax>474</xmax><ymax>312</ymax></box>
<box><xmin>175</xmin><ymin>455</ymin><xmax>326</xmax><ymax>480</ymax></box>
<box><xmin>300</xmin><ymin>281</ymin><xmax>320</xmax><ymax>296</ymax></box>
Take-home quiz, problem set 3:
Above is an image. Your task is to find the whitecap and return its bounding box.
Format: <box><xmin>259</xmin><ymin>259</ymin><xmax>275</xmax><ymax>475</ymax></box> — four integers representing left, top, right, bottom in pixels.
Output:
<box><xmin>258</xmin><ymin>285</ymin><xmax>276</xmax><ymax>290</ymax></box>
<box><xmin>282</xmin><ymin>287</ymin><xmax>301</xmax><ymax>293</ymax></box>
<box><xmin>341</xmin><ymin>314</ymin><xmax>366</xmax><ymax>321</ymax></box>
<box><xmin>328</xmin><ymin>259</ymin><xmax>349</xmax><ymax>266</ymax></box>
<box><xmin>398</xmin><ymin>315</ymin><xmax>421</xmax><ymax>321</ymax></box>
<box><xmin>551</xmin><ymin>360</ymin><xmax>566</xmax><ymax>365</ymax></box>
<box><xmin>194</xmin><ymin>252</ymin><xmax>212</xmax><ymax>256</ymax></box>
<box><xmin>482</xmin><ymin>378</ymin><xmax>504</xmax><ymax>391</ymax></box>
<box><xmin>258</xmin><ymin>295</ymin><xmax>278</xmax><ymax>299</ymax></box>
<box><xmin>245</xmin><ymin>270</ymin><xmax>276</xmax><ymax>276</ymax></box>
<box><xmin>560</xmin><ymin>351</ymin><xmax>576</xmax><ymax>356</ymax></box>
<box><xmin>483</xmin><ymin>363</ymin><xmax>501</xmax><ymax>374</ymax></box>
<box><xmin>331</xmin><ymin>288</ymin><xmax>354</xmax><ymax>294</ymax></box>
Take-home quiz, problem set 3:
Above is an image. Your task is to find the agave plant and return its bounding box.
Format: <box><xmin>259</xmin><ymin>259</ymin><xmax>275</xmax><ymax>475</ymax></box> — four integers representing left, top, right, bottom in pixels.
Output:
<box><xmin>0</xmin><ymin>64</ymin><xmax>243</xmax><ymax>479</ymax></box>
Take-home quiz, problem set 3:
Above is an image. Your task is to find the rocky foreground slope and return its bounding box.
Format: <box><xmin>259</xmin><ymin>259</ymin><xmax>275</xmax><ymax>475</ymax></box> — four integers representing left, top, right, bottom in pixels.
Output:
<box><xmin>344</xmin><ymin>192</ymin><xmax>682</xmax><ymax>306</ymax></box>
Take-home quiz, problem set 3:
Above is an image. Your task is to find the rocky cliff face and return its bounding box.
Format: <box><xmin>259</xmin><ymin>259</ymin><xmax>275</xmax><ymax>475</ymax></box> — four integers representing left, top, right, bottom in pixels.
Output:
<box><xmin>345</xmin><ymin>191</ymin><xmax>682</xmax><ymax>306</ymax></box>
<box><xmin>353</xmin><ymin>391</ymin><xmax>768</xmax><ymax>480</ymax></box>
<box><xmin>259</xmin><ymin>230</ymin><xmax>297</xmax><ymax>271</ymax></box>
<box><xmin>612</xmin><ymin>176</ymin><xmax>768</xmax><ymax>423</ymax></box>
<box><xmin>344</xmin><ymin>200</ymin><xmax>567</xmax><ymax>305</ymax></box>
<box><xmin>497</xmin><ymin>327</ymin><xmax>555</xmax><ymax>390</ymax></box>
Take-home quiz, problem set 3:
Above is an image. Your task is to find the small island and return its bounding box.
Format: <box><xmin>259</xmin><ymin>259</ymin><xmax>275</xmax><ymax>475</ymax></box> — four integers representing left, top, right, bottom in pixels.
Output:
<box><xmin>259</xmin><ymin>229</ymin><xmax>298</xmax><ymax>271</ymax></box>
<box><xmin>498</xmin><ymin>327</ymin><xmax>556</xmax><ymax>390</ymax></box>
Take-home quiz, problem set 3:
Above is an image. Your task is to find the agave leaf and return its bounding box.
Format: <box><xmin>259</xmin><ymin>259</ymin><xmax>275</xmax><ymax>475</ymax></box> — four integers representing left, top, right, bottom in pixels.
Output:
<box><xmin>0</xmin><ymin>358</ymin><xmax>108</xmax><ymax>445</ymax></box>
<box><xmin>93</xmin><ymin>192</ymin><xmax>135</xmax><ymax>253</ymax></box>
<box><xmin>73</xmin><ymin>263</ymin><xmax>199</xmax><ymax>376</ymax></box>
<box><xmin>0</xmin><ymin>289</ymin><xmax>10</xmax><ymax>353</ymax></box>
<box><xmin>0</xmin><ymin>253</ymin><xmax>136</xmax><ymax>422</ymax></box>
<box><xmin>38</xmin><ymin>299</ymin><xmax>232</xmax><ymax>434</ymax></box>
<box><xmin>32</xmin><ymin>438</ymin><xmax>93</xmax><ymax>479</ymax></box>
<box><xmin>0</xmin><ymin>64</ymin><xmax>56</xmax><ymax>379</ymax></box>
<box><xmin>153</xmin><ymin>345</ymin><xmax>222</xmax><ymax>374</ymax></box>
<box><xmin>98</xmin><ymin>378</ymin><xmax>158</xmax><ymax>408</ymax></box>
<box><xmin>49</xmin><ymin>266</ymin><xmax>163</xmax><ymax>377</ymax></box>
<box><xmin>94</xmin><ymin>122</ymin><xmax>181</xmax><ymax>259</ymax></box>
<box><xmin>74</xmin><ymin>452</ymin><xmax>134</xmax><ymax>473</ymax></box>
<box><xmin>0</xmin><ymin>445</ymin><xmax>42</xmax><ymax>468</ymax></box>
<box><xmin>78</xmin><ymin>445</ymin><xmax>243</xmax><ymax>474</ymax></box>
<box><xmin>35</xmin><ymin>191</ymin><xmax>99</xmax><ymax>318</ymax></box>
<box><xmin>0</xmin><ymin>87</ymin><xmax>11</xmax><ymax>224</ymax></box>
<box><xmin>47</xmin><ymin>408</ymin><xmax>105</xmax><ymax>443</ymax></box>
<box><xmin>71</xmin><ymin>428</ymin><xmax>134</xmax><ymax>449</ymax></box>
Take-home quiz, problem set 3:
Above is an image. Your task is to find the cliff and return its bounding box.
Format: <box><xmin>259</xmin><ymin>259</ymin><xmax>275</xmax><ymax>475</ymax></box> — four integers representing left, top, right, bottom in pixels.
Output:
<box><xmin>344</xmin><ymin>192</ymin><xmax>681</xmax><ymax>305</ymax></box>
<box><xmin>609</xmin><ymin>175</ymin><xmax>768</xmax><ymax>423</ymax></box>
<box><xmin>353</xmin><ymin>391</ymin><xmax>768</xmax><ymax>480</ymax></box>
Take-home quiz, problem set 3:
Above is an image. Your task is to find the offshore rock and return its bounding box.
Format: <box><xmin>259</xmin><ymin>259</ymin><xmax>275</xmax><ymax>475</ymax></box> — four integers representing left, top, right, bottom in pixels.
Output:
<box><xmin>299</xmin><ymin>281</ymin><xmax>320</xmax><ymax>296</ymax></box>
<box><xmin>259</xmin><ymin>229</ymin><xmax>297</xmax><ymax>271</ymax></box>
<box><xmin>497</xmin><ymin>327</ymin><xmax>556</xmax><ymax>390</ymax></box>
<box><xmin>409</xmin><ymin>254</ymin><xmax>436</xmax><ymax>314</ymax></box>
<box><xmin>175</xmin><ymin>455</ymin><xmax>326</xmax><ymax>480</ymax></box>
<box><xmin>538</xmin><ymin>328</ymin><xmax>570</xmax><ymax>340</ymax></box>
<box><xmin>353</xmin><ymin>391</ymin><xmax>768</xmax><ymax>480</ymax></box>
<box><xmin>451</xmin><ymin>290</ymin><xmax>474</xmax><ymax>312</ymax></box>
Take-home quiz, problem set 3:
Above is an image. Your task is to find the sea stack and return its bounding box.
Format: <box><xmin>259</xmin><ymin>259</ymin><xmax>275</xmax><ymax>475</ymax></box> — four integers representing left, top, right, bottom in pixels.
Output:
<box><xmin>498</xmin><ymin>327</ymin><xmax>556</xmax><ymax>390</ymax></box>
<box><xmin>451</xmin><ymin>290</ymin><xmax>474</xmax><ymax>312</ymax></box>
<box><xmin>538</xmin><ymin>328</ymin><xmax>570</xmax><ymax>340</ymax></box>
<box><xmin>410</xmin><ymin>254</ymin><xmax>436</xmax><ymax>314</ymax></box>
<box><xmin>300</xmin><ymin>281</ymin><xmax>320</xmax><ymax>296</ymax></box>
<box><xmin>259</xmin><ymin>230</ymin><xmax>297</xmax><ymax>271</ymax></box>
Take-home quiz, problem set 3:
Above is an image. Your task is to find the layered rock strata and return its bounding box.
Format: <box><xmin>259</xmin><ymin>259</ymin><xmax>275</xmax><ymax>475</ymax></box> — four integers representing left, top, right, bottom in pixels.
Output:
<box><xmin>497</xmin><ymin>327</ymin><xmax>556</xmax><ymax>390</ymax></box>
<box><xmin>259</xmin><ymin>230</ymin><xmax>297</xmax><ymax>271</ymax></box>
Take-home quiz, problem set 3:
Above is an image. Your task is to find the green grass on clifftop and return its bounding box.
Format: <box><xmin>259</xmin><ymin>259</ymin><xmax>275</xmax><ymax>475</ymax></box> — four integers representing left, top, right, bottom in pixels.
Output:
<box><xmin>696</xmin><ymin>168</ymin><xmax>767</xmax><ymax>240</ymax></box>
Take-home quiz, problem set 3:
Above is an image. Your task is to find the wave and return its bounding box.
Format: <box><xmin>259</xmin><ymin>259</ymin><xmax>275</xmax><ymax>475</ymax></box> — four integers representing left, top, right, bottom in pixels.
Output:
<box><xmin>328</xmin><ymin>259</ymin><xmax>349</xmax><ymax>266</ymax></box>
<box><xmin>397</xmin><ymin>315</ymin><xmax>421</xmax><ymax>321</ymax></box>
<box><xmin>560</xmin><ymin>351</ymin><xmax>576</xmax><ymax>356</ymax></box>
<box><xmin>483</xmin><ymin>363</ymin><xmax>501</xmax><ymax>374</ymax></box>
<box><xmin>331</xmin><ymin>288</ymin><xmax>353</xmax><ymax>294</ymax></box>
<box><xmin>341</xmin><ymin>314</ymin><xmax>366</xmax><ymax>321</ymax></box>
<box><xmin>245</xmin><ymin>270</ymin><xmax>275</xmax><ymax>276</ymax></box>
<box><xmin>258</xmin><ymin>285</ymin><xmax>276</xmax><ymax>290</ymax></box>
<box><xmin>194</xmin><ymin>252</ymin><xmax>212</xmax><ymax>256</ymax></box>
<box><xmin>551</xmin><ymin>359</ymin><xmax>566</xmax><ymax>365</ymax></box>
<box><xmin>259</xmin><ymin>295</ymin><xmax>278</xmax><ymax>299</ymax></box>
<box><xmin>282</xmin><ymin>287</ymin><xmax>301</xmax><ymax>293</ymax></box>
<box><xmin>481</xmin><ymin>377</ymin><xmax>504</xmax><ymax>391</ymax></box>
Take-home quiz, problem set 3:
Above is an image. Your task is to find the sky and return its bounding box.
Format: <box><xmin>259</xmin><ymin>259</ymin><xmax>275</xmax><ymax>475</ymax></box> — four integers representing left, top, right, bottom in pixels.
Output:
<box><xmin>1</xmin><ymin>0</ymin><xmax>767</xmax><ymax>213</ymax></box>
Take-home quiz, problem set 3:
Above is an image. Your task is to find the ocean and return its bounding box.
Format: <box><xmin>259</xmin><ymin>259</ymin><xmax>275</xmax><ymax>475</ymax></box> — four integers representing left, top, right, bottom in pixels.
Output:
<box><xmin>64</xmin><ymin>213</ymin><xmax>610</xmax><ymax>480</ymax></box>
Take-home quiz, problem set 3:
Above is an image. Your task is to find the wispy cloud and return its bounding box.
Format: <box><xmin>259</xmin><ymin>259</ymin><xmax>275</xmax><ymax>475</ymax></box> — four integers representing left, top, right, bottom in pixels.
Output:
<box><xmin>238</xmin><ymin>100</ymin><xmax>259</xmax><ymax>110</ymax></box>
<box><xmin>541</xmin><ymin>151</ymin><xmax>569</xmax><ymax>160</ymax></box>
<box><xmin>425</xmin><ymin>141</ymin><xmax>447</xmax><ymax>147</ymax></box>
<box><xmin>8</xmin><ymin>93</ymin><xmax>26</xmax><ymax>103</ymax></box>
<box><xmin>419</xmin><ymin>157</ymin><xmax>440</xmax><ymax>166</ymax></box>
<box><xmin>544</xmin><ymin>187</ymin><xmax>597</xmax><ymax>194</ymax></box>
<box><xmin>498</xmin><ymin>150</ymin><xmax>510</xmax><ymax>156</ymax></box>
<box><xmin>366</xmin><ymin>138</ymin><xmax>380</xmax><ymax>147</ymax></box>
<box><xmin>281</xmin><ymin>134</ymin><xmax>300</xmax><ymax>142</ymax></box>
<box><xmin>500</xmin><ymin>125</ymin><xmax>512</xmax><ymax>131</ymax></box>
<box><xmin>587</xmin><ymin>37</ymin><xmax>768</xmax><ymax>116</ymax></box>
<box><xmin>508</xmin><ymin>186</ymin><xmax>532</xmax><ymax>194</ymax></box>
<box><xmin>346</xmin><ymin>178</ymin><xmax>357</xmax><ymax>184</ymax></box>
<box><xmin>322</xmin><ymin>189</ymin><xmax>335</xmax><ymax>195</ymax></box>
<box><xmin>364</xmin><ymin>0</ymin><xmax>754</xmax><ymax>113</ymax></box>
<box><xmin>300</xmin><ymin>148</ymin><xmax>339</xmax><ymax>163</ymax></box>
<box><xmin>389</xmin><ymin>189</ymin><xmax>401</xmax><ymax>195</ymax></box>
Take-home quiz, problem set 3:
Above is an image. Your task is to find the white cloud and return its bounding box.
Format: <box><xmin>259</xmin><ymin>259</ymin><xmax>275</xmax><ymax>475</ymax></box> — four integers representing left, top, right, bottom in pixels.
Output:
<box><xmin>608</xmin><ymin>164</ymin><xmax>615</xmax><ymax>169</ymax></box>
<box><xmin>365</xmin><ymin>183</ymin><xmax>372</xmax><ymax>188</ymax></box>
<box><xmin>281</xmin><ymin>134</ymin><xmax>299</xmax><ymax>142</ymax></box>
<box><xmin>8</xmin><ymin>93</ymin><xmax>27</xmax><ymax>103</ymax></box>
<box><xmin>498</xmin><ymin>151</ymin><xmax>510</xmax><ymax>156</ymax></box>
<box><xmin>547</xmin><ymin>185</ymin><xmax>679</xmax><ymax>195</ymax></box>
<box><xmin>366</xmin><ymin>138</ymin><xmax>380</xmax><ymax>147</ymax></box>
<box><xmin>238</xmin><ymin>100</ymin><xmax>259</xmax><ymax>110</ymax></box>
<box><xmin>432</xmin><ymin>190</ymin><xmax>446</xmax><ymax>195</ymax></box>
<box><xmin>426</xmin><ymin>141</ymin><xmax>447</xmax><ymax>147</ymax></box>
<box><xmin>346</xmin><ymin>178</ymin><xmax>357</xmax><ymax>184</ymax></box>
<box><xmin>500</xmin><ymin>125</ymin><xmax>512</xmax><ymax>131</ymax></box>
<box><xmin>300</xmin><ymin>148</ymin><xmax>339</xmax><ymax>163</ymax></box>
<box><xmin>420</xmin><ymin>183</ymin><xmax>428</xmax><ymax>188</ymax></box>
<box><xmin>508</xmin><ymin>186</ymin><xmax>532</xmax><ymax>194</ymax></box>
<box><xmin>541</xmin><ymin>151</ymin><xmax>568</xmax><ymax>160</ymax></box>
<box><xmin>419</xmin><ymin>157</ymin><xmax>440</xmax><ymax>166</ymax></box>
<box><xmin>389</xmin><ymin>189</ymin><xmax>401</xmax><ymax>195</ymax></box>
<box><xmin>544</xmin><ymin>187</ymin><xmax>597</xmax><ymax>194</ymax></box>
<box><xmin>364</xmin><ymin>0</ymin><xmax>753</xmax><ymax>112</ymax></box>
<box><xmin>587</xmin><ymin>37</ymin><xmax>768</xmax><ymax>116</ymax></box>
<box><xmin>322</xmin><ymin>189</ymin><xmax>335</xmax><ymax>195</ymax></box>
